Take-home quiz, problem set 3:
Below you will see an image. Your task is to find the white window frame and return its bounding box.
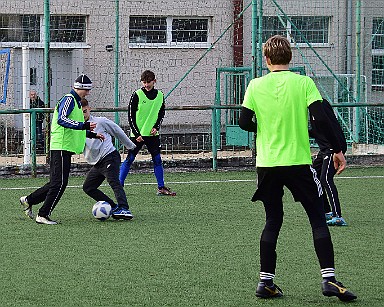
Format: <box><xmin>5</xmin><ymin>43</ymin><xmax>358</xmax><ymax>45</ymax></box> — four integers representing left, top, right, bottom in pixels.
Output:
<box><xmin>372</xmin><ymin>18</ymin><xmax>384</xmax><ymax>90</ymax></box>
<box><xmin>129</xmin><ymin>16</ymin><xmax>212</xmax><ymax>49</ymax></box>
<box><xmin>0</xmin><ymin>14</ymin><xmax>89</xmax><ymax>50</ymax></box>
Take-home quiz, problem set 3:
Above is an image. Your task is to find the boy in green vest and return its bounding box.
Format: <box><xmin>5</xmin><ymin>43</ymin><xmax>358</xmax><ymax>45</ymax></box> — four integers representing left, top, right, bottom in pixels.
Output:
<box><xmin>119</xmin><ymin>70</ymin><xmax>176</xmax><ymax>196</ymax></box>
<box><xmin>239</xmin><ymin>35</ymin><xmax>356</xmax><ymax>301</ymax></box>
<box><xmin>19</xmin><ymin>74</ymin><xmax>103</xmax><ymax>225</ymax></box>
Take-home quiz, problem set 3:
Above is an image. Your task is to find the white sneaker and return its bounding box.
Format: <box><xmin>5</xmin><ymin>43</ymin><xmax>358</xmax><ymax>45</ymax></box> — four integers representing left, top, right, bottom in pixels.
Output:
<box><xmin>20</xmin><ymin>196</ymin><xmax>34</xmax><ymax>219</ymax></box>
<box><xmin>36</xmin><ymin>215</ymin><xmax>58</xmax><ymax>225</ymax></box>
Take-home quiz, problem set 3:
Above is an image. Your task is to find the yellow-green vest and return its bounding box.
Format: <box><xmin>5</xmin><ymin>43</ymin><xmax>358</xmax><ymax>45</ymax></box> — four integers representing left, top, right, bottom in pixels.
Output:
<box><xmin>50</xmin><ymin>94</ymin><xmax>86</xmax><ymax>154</ymax></box>
<box><xmin>131</xmin><ymin>89</ymin><xmax>163</xmax><ymax>137</ymax></box>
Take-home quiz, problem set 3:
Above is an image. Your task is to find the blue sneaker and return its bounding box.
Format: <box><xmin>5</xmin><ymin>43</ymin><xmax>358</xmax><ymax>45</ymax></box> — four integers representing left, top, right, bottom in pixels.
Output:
<box><xmin>325</xmin><ymin>212</ymin><xmax>333</xmax><ymax>221</ymax></box>
<box><xmin>112</xmin><ymin>208</ymin><xmax>134</xmax><ymax>220</ymax></box>
<box><xmin>327</xmin><ymin>216</ymin><xmax>348</xmax><ymax>226</ymax></box>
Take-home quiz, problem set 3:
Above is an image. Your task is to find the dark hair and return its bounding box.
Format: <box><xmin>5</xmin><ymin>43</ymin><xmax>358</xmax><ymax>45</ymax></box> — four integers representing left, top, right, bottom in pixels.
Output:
<box><xmin>263</xmin><ymin>35</ymin><xmax>292</xmax><ymax>65</ymax></box>
<box><xmin>140</xmin><ymin>70</ymin><xmax>155</xmax><ymax>82</ymax></box>
<box><xmin>80</xmin><ymin>98</ymin><xmax>89</xmax><ymax>107</ymax></box>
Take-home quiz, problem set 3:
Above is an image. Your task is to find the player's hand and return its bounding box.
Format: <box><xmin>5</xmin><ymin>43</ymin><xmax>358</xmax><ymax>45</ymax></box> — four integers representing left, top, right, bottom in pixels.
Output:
<box><xmin>150</xmin><ymin>128</ymin><xmax>157</xmax><ymax>136</ymax></box>
<box><xmin>136</xmin><ymin>135</ymin><xmax>144</xmax><ymax>142</ymax></box>
<box><xmin>96</xmin><ymin>133</ymin><xmax>105</xmax><ymax>141</ymax></box>
<box><xmin>333</xmin><ymin>151</ymin><xmax>346</xmax><ymax>175</ymax></box>
<box><xmin>89</xmin><ymin>122</ymin><xmax>97</xmax><ymax>131</ymax></box>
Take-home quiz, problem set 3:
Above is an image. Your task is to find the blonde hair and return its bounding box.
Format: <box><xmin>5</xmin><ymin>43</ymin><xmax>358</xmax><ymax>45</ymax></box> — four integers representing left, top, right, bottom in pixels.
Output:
<box><xmin>263</xmin><ymin>35</ymin><xmax>292</xmax><ymax>65</ymax></box>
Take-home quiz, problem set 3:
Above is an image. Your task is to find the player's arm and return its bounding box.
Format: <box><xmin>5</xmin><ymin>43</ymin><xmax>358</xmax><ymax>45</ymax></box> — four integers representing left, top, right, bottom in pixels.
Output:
<box><xmin>309</xmin><ymin>101</ymin><xmax>341</xmax><ymax>152</ymax></box>
<box><xmin>128</xmin><ymin>92</ymin><xmax>141</xmax><ymax>138</ymax></box>
<box><xmin>239</xmin><ymin>106</ymin><xmax>257</xmax><ymax>132</ymax></box>
<box><xmin>309</xmin><ymin>100</ymin><xmax>346</xmax><ymax>174</ymax></box>
<box><xmin>86</xmin><ymin>130</ymin><xmax>104</xmax><ymax>140</ymax></box>
<box><xmin>104</xmin><ymin>119</ymin><xmax>136</xmax><ymax>150</ymax></box>
<box><xmin>153</xmin><ymin>97</ymin><xmax>165</xmax><ymax>131</ymax></box>
<box><xmin>57</xmin><ymin>97</ymin><xmax>91</xmax><ymax>130</ymax></box>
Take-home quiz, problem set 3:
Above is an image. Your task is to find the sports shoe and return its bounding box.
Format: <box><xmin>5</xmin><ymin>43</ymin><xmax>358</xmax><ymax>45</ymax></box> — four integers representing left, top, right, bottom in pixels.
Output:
<box><xmin>36</xmin><ymin>215</ymin><xmax>58</xmax><ymax>225</ymax></box>
<box><xmin>325</xmin><ymin>212</ymin><xmax>333</xmax><ymax>221</ymax></box>
<box><xmin>112</xmin><ymin>207</ymin><xmax>134</xmax><ymax>220</ymax></box>
<box><xmin>255</xmin><ymin>282</ymin><xmax>283</xmax><ymax>298</ymax></box>
<box><xmin>327</xmin><ymin>216</ymin><xmax>348</xmax><ymax>226</ymax></box>
<box><xmin>322</xmin><ymin>280</ymin><xmax>357</xmax><ymax>301</ymax></box>
<box><xmin>157</xmin><ymin>186</ymin><xmax>176</xmax><ymax>196</ymax></box>
<box><xmin>20</xmin><ymin>196</ymin><xmax>34</xmax><ymax>219</ymax></box>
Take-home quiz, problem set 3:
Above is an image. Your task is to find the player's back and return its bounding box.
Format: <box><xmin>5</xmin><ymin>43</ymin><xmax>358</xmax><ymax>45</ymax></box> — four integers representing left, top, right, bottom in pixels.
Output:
<box><xmin>243</xmin><ymin>71</ymin><xmax>322</xmax><ymax>167</ymax></box>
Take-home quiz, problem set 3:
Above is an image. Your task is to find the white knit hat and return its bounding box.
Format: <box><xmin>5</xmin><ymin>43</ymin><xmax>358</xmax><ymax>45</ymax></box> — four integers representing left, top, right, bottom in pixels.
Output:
<box><xmin>74</xmin><ymin>74</ymin><xmax>93</xmax><ymax>90</ymax></box>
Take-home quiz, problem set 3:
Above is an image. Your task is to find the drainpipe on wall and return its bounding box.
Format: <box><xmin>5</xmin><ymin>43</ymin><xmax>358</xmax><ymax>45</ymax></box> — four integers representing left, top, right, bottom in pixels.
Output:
<box><xmin>346</xmin><ymin>0</ymin><xmax>352</xmax><ymax>75</ymax></box>
<box><xmin>233</xmin><ymin>0</ymin><xmax>244</xmax><ymax>67</ymax></box>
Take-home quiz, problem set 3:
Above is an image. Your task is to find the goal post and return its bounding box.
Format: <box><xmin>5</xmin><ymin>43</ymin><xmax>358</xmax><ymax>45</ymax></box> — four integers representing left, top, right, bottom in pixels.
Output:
<box><xmin>0</xmin><ymin>48</ymin><xmax>11</xmax><ymax>105</ymax></box>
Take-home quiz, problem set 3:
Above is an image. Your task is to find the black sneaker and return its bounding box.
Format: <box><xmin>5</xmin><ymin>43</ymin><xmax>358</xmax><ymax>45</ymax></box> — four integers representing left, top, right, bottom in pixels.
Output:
<box><xmin>111</xmin><ymin>207</ymin><xmax>134</xmax><ymax>220</ymax></box>
<box><xmin>256</xmin><ymin>282</ymin><xmax>283</xmax><ymax>298</ymax></box>
<box><xmin>322</xmin><ymin>280</ymin><xmax>357</xmax><ymax>301</ymax></box>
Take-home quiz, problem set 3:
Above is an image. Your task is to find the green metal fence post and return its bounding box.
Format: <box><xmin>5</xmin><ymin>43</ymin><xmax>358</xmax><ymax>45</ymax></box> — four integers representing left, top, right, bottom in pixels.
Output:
<box><xmin>114</xmin><ymin>0</ymin><xmax>120</xmax><ymax>149</ymax></box>
<box><xmin>355</xmin><ymin>0</ymin><xmax>361</xmax><ymax>142</ymax></box>
<box><xmin>257</xmin><ymin>0</ymin><xmax>263</xmax><ymax>77</ymax></box>
<box><xmin>211</xmin><ymin>105</ymin><xmax>218</xmax><ymax>171</ymax></box>
<box><xmin>44</xmin><ymin>0</ymin><xmax>51</xmax><ymax>162</ymax></box>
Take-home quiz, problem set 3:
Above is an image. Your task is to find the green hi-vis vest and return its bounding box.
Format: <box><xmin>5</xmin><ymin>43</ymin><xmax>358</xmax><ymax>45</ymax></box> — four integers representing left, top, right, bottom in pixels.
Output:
<box><xmin>50</xmin><ymin>94</ymin><xmax>86</xmax><ymax>154</ymax></box>
<box><xmin>131</xmin><ymin>89</ymin><xmax>163</xmax><ymax>137</ymax></box>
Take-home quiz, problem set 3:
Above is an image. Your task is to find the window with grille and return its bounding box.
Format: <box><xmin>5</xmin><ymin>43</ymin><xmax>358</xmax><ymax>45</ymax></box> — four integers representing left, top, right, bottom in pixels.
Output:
<box><xmin>50</xmin><ymin>16</ymin><xmax>86</xmax><ymax>43</ymax></box>
<box><xmin>262</xmin><ymin>16</ymin><xmax>330</xmax><ymax>45</ymax></box>
<box><xmin>129</xmin><ymin>16</ymin><xmax>210</xmax><ymax>47</ymax></box>
<box><xmin>0</xmin><ymin>14</ymin><xmax>86</xmax><ymax>44</ymax></box>
<box><xmin>372</xmin><ymin>18</ymin><xmax>384</xmax><ymax>91</ymax></box>
<box><xmin>0</xmin><ymin>14</ymin><xmax>40</xmax><ymax>42</ymax></box>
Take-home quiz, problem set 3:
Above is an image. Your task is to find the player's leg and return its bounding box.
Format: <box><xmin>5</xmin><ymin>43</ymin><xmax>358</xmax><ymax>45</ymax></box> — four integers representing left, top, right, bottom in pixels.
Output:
<box><xmin>20</xmin><ymin>181</ymin><xmax>50</xmax><ymax>219</ymax></box>
<box><xmin>287</xmin><ymin>165</ymin><xmax>356</xmax><ymax>301</ymax></box>
<box><xmin>119</xmin><ymin>138</ymin><xmax>141</xmax><ymax>186</ymax></box>
<box><xmin>252</xmin><ymin>167</ymin><xmax>284</xmax><ymax>298</ymax></box>
<box><xmin>83</xmin><ymin>164</ymin><xmax>114</xmax><ymax>206</ymax></box>
<box><xmin>36</xmin><ymin>150</ymin><xmax>72</xmax><ymax>224</ymax></box>
<box><xmin>313</xmin><ymin>153</ymin><xmax>332</xmax><ymax>219</ymax></box>
<box><xmin>319</xmin><ymin>153</ymin><xmax>346</xmax><ymax>226</ymax></box>
<box><xmin>101</xmin><ymin>151</ymin><xmax>133</xmax><ymax>220</ymax></box>
<box><xmin>146</xmin><ymin>136</ymin><xmax>176</xmax><ymax>196</ymax></box>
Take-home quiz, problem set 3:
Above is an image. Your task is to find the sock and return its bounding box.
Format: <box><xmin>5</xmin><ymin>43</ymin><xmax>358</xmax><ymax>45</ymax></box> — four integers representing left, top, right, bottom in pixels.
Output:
<box><xmin>153</xmin><ymin>154</ymin><xmax>165</xmax><ymax>188</ymax></box>
<box><xmin>119</xmin><ymin>152</ymin><xmax>135</xmax><ymax>185</ymax></box>
<box><xmin>260</xmin><ymin>272</ymin><xmax>275</xmax><ymax>286</ymax></box>
<box><xmin>321</xmin><ymin>268</ymin><xmax>336</xmax><ymax>282</ymax></box>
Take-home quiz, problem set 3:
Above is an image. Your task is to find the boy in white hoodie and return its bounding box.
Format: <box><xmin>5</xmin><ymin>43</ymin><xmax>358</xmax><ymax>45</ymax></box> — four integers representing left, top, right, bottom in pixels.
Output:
<box><xmin>81</xmin><ymin>98</ymin><xmax>136</xmax><ymax>220</ymax></box>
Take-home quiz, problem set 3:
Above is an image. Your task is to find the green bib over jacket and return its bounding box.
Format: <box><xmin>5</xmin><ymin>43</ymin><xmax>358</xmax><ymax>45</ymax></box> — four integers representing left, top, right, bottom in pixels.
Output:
<box><xmin>131</xmin><ymin>89</ymin><xmax>163</xmax><ymax>137</ymax></box>
<box><xmin>50</xmin><ymin>94</ymin><xmax>86</xmax><ymax>154</ymax></box>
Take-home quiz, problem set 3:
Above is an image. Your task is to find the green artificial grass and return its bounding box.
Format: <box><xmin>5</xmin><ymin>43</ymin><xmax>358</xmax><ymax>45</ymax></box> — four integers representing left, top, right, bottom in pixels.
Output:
<box><xmin>1</xmin><ymin>167</ymin><xmax>383</xmax><ymax>306</ymax></box>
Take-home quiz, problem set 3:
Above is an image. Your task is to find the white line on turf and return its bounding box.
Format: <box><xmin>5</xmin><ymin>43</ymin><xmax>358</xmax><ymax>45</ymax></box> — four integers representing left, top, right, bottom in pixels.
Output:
<box><xmin>0</xmin><ymin>175</ymin><xmax>383</xmax><ymax>191</ymax></box>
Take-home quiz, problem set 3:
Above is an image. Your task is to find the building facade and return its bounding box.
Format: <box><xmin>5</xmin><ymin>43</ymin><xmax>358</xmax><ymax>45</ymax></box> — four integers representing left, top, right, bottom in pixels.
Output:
<box><xmin>0</xmin><ymin>0</ymin><xmax>383</xmax><ymax>131</ymax></box>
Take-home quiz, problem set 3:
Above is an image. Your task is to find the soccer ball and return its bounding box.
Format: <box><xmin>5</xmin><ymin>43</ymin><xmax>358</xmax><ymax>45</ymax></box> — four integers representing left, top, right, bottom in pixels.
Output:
<box><xmin>92</xmin><ymin>201</ymin><xmax>112</xmax><ymax>221</ymax></box>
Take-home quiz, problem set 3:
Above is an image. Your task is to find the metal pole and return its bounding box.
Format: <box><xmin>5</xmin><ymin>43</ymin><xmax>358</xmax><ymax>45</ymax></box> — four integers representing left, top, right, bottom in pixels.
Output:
<box><xmin>251</xmin><ymin>0</ymin><xmax>257</xmax><ymax>78</ymax></box>
<box><xmin>346</xmin><ymin>0</ymin><xmax>353</xmax><ymax>76</ymax></box>
<box><xmin>211</xmin><ymin>106</ymin><xmax>217</xmax><ymax>171</ymax></box>
<box><xmin>355</xmin><ymin>0</ymin><xmax>361</xmax><ymax>142</ymax></box>
<box><xmin>22</xmin><ymin>46</ymin><xmax>31</xmax><ymax>165</ymax></box>
<box><xmin>115</xmin><ymin>0</ymin><xmax>120</xmax><ymax>123</ymax></box>
<box><xmin>44</xmin><ymin>0</ymin><xmax>51</xmax><ymax>162</ymax></box>
<box><xmin>114</xmin><ymin>0</ymin><xmax>120</xmax><ymax>149</ymax></box>
<box><xmin>257</xmin><ymin>0</ymin><xmax>263</xmax><ymax>77</ymax></box>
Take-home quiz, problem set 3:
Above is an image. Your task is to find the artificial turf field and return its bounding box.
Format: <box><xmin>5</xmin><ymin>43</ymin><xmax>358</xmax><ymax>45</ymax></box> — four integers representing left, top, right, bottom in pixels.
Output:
<box><xmin>1</xmin><ymin>167</ymin><xmax>383</xmax><ymax>306</ymax></box>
